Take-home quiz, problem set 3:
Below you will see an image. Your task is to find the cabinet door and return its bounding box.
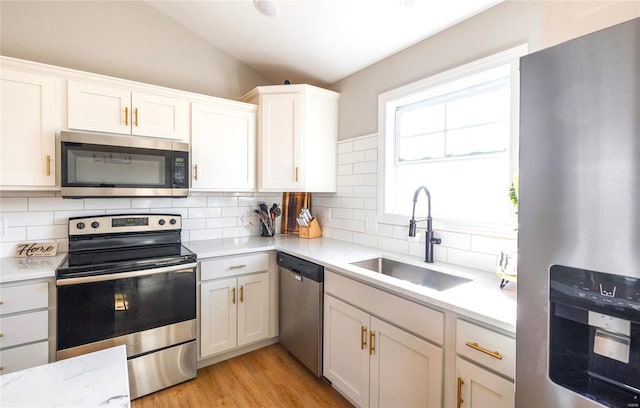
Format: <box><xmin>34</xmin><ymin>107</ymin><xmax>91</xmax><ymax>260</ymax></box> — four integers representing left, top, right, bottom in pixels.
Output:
<box><xmin>237</xmin><ymin>272</ymin><xmax>269</xmax><ymax>347</ymax></box>
<box><xmin>0</xmin><ymin>69</ymin><xmax>56</xmax><ymax>187</ymax></box>
<box><xmin>323</xmin><ymin>295</ymin><xmax>370</xmax><ymax>407</ymax></box>
<box><xmin>456</xmin><ymin>357</ymin><xmax>514</xmax><ymax>408</ymax></box>
<box><xmin>131</xmin><ymin>92</ymin><xmax>187</xmax><ymax>140</ymax></box>
<box><xmin>369</xmin><ymin>317</ymin><xmax>443</xmax><ymax>408</ymax></box>
<box><xmin>258</xmin><ymin>92</ymin><xmax>302</xmax><ymax>191</ymax></box>
<box><xmin>68</xmin><ymin>80</ymin><xmax>131</xmax><ymax>135</ymax></box>
<box><xmin>0</xmin><ymin>341</ymin><xmax>49</xmax><ymax>375</ymax></box>
<box><xmin>200</xmin><ymin>278</ymin><xmax>237</xmax><ymax>358</ymax></box>
<box><xmin>191</xmin><ymin>102</ymin><xmax>256</xmax><ymax>191</ymax></box>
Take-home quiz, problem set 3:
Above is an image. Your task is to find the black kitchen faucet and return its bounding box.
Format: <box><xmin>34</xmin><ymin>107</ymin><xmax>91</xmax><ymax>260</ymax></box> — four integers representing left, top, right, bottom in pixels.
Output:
<box><xmin>408</xmin><ymin>186</ymin><xmax>441</xmax><ymax>263</ymax></box>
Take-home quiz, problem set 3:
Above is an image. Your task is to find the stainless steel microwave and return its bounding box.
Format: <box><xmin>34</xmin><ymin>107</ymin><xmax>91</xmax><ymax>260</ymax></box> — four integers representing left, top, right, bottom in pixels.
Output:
<box><xmin>60</xmin><ymin>131</ymin><xmax>189</xmax><ymax>198</ymax></box>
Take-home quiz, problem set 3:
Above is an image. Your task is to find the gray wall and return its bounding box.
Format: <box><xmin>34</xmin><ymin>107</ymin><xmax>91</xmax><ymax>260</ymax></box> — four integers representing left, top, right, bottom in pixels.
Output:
<box><xmin>333</xmin><ymin>1</ymin><xmax>542</xmax><ymax>140</ymax></box>
<box><xmin>0</xmin><ymin>1</ymin><xmax>271</xmax><ymax>100</ymax></box>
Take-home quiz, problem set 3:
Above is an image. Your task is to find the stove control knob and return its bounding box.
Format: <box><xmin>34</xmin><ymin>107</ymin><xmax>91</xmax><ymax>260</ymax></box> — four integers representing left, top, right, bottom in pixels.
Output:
<box><xmin>158</xmin><ymin>219</ymin><xmax>166</xmax><ymax>226</ymax></box>
<box><xmin>76</xmin><ymin>222</ymin><xmax>85</xmax><ymax>230</ymax></box>
<box><xmin>170</xmin><ymin>218</ymin><xmax>177</xmax><ymax>225</ymax></box>
<box><xmin>91</xmin><ymin>221</ymin><xmax>100</xmax><ymax>229</ymax></box>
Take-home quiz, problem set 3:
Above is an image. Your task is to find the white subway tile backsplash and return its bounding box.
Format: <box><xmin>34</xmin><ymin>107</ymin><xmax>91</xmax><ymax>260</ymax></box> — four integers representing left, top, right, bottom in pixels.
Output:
<box><xmin>105</xmin><ymin>208</ymin><xmax>150</xmax><ymax>215</ymax></box>
<box><xmin>189</xmin><ymin>228</ymin><xmax>223</xmax><ymax>241</ymax></box>
<box><xmin>0</xmin><ymin>198</ymin><xmax>28</xmax><ymax>212</ymax></box>
<box><xmin>364</xmin><ymin>148</ymin><xmax>378</xmax><ymax>162</ymax></box>
<box><xmin>315</xmin><ymin>134</ymin><xmax>515</xmax><ymax>274</ymax></box>
<box><xmin>222</xmin><ymin>227</ymin><xmax>251</xmax><ymax>239</ymax></box>
<box><xmin>4</xmin><ymin>211</ymin><xmax>53</xmax><ymax>226</ymax></box>
<box><xmin>208</xmin><ymin>196</ymin><xmax>239</xmax><ymax>207</ymax></box>
<box><xmin>0</xmin><ymin>227</ymin><xmax>26</xmax><ymax>243</ymax></box>
<box><xmin>342</xmin><ymin>219</ymin><xmax>365</xmax><ymax>233</ymax></box>
<box><xmin>338</xmin><ymin>164</ymin><xmax>353</xmax><ymax>176</ymax></box>
<box><xmin>131</xmin><ymin>198</ymin><xmax>173</xmax><ymax>208</ymax></box>
<box><xmin>342</xmin><ymin>197</ymin><xmax>365</xmax><ymax>209</ymax></box>
<box><xmin>332</xmin><ymin>208</ymin><xmax>353</xmax><ymax>219</ymax></box>
<box><xmin>352</xmin><ymin>232</ymin><xmax>378</xmax><ymax>248</ymax></box>
<box><xmin>182</xmin><ymin>218</ymin><xmax>207</xmax><ymax>230</ymax></box>
<box><xmin>353</xmin><ymin>161</ymin><xmax>377</xmax><ymax>174</ymax></box>
<box><xmin>353</xmin><ymin>135</ymin><xmax>377</xmax><ymax>151</ymax></box>
<box><xmin>364</xmin><ymin>198</ymin><xmax>377</xmax><ymax>210</ymax></box>
<box><xmin>84</xmin><ymin>198</ymin><xmax>131</xmax><ymax>210</ymax></box>
<box><xmin>26</xmin><ymin>225</ymin><xmax>67</xmax><ymax>240</ymax></box>
<box><xmin>221</xmin><ymin>207</ymin><xmax>250</xmax><ymax>217</ymax></box>
<box><xmin>338</xmin><ymin>141</ymin><xmax>353</xmax><ymax>154</ymax></box>
<box><xmin>437</xmin><ymin>230</ymin><xmax>472</xmax><ymax>250</ymax></box>
<box><xmin>206</xmin><ymin>217</ymin><xmax>237</xmax><ymax>228</ymax></box>
<box><xmin>341</xmin><ymin>174</ymin><xmax>365</xmax><ymax>186</ymax></box>
<box><xmin>171</xmin><ymin>196</ymin><xmax>208</xmax><ymax>208</ymax></box>
<box><xmin>340</xmin><ymin>151</ymin><xmax>365</xmax><ymax>165</ymax></box>
<box><xmin>447</xmin><ymin>248</ymin><xmax>497</xmax><ymax>272</ymax></box>
<box><xmin>378</xmin><ymin>236</ymin><xmax>409</xmax><ymax>254</ymax></box>
<box><xmin>189</xmin><ymin>207</ymin><xmax>222</xmax><ymax>219</ymax></box>
<box><xmin>332</xmin><ymin>229</ymin><xmax>354</xmax><ymax>243</ymax></box>
<box><xmin>28</xmin><ymin>197</ymin><xmax>83</xmax><ymax>211</ymax></box>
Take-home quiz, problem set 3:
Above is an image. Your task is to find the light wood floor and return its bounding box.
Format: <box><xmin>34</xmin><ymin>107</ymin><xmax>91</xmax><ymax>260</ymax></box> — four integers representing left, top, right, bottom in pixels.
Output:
<box><xmin>132</xmin><ymin>344</ymin><xmax>353</xmax><ymax>408</ymax></box>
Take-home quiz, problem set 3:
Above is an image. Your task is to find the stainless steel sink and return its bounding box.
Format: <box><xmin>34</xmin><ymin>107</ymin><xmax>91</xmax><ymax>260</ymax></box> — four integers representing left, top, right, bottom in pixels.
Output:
<box><xmin>350</xmin><ymin>257</ymin><xmax>471</xmax><ymax>291</ymax></box>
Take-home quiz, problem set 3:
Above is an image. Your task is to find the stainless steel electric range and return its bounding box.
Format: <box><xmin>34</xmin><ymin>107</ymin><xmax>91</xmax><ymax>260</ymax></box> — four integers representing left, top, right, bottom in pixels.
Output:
<box><xmin>55</xmin><ymin>213</ymin><xmax>197</xmax><ymax>399</ymax></box>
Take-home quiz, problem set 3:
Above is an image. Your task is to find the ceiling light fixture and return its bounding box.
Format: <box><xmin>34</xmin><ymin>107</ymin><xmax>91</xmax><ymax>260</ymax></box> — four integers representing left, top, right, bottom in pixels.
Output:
<box><xmin>254</xmin><ymin>0</ymin><xmax>279</xmax><ymax>17</ymax></box>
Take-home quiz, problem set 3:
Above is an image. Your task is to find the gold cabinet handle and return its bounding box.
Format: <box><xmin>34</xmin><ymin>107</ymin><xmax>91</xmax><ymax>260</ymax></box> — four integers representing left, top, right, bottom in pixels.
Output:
<box><xmin>361</xmin><ymin>326</ymin><xmax>367</xmax><ymax>350</ymax></box>
<box><xmin>134</xmin><ymin>108</ymin><xmax>139</xmax><ymax>126</ymax></box>
<box><xmin>229</xmin><ymin>264</ymin><xmax>246</xmax><ymax>270</ymax></box>
<box><xmin>0</xmin><ymin>300</ymin><xmax>3</xmax><ymax>305</ymax></box>
<box><xmin>231</xmin><ymin>287</ymin><xmax>236</xmax><ymax>304</ymax></box>
<box><xmin>457</xmin><ymin>377</ymin><xmax>464</xmax><ymax>408</ymax></box>
<box><xmin>369</xmin><ymin>331</ymin><xmax>375</xmax><ymax>355</ymax></box>
<box><xmin>295</xmin><ymin>166</ymin><xmax>299</xmax><ymax>182</ymax></box>
<box><xmin>46</xmin><ymin>155</ymin><xmax>51</xmax><ymax>176</ymax></box>
<box><xmin>465</xmin><ymin>341</ymin><xmax>503</xmax><ymax>360</ymax></box>
<box><xmin>240</xmin><ymin>285</ymin><xmax>244</xmax><ymax>303</ymax></box>
<box><xmin>124</xmin><ymin>106</ymin><xmax>129</xmax><ymax>126</ymax></box>
<box><xmin>0</xmin><ymin>333</ymin><xmax>3</xmax><ymax>337</ymax></box>
<box><xmin>0</xmin><ymin>367</ymin><xmax>3</xmax><ymax>371</ymax></box>
<box><xmin>194</xmin><ymin>164</ymin><xmax>198</xmax><ymax>181</ymax></box>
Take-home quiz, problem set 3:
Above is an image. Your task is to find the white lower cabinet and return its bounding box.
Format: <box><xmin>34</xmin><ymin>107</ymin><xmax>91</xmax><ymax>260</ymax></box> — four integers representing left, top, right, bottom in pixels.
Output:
<box><xmin>455</xmin><ymin>319</ymin><xmax>515</xmax><ymax>408</ymax></box>
<box><xmin>456</xmin><ymin>357</ymin><xmax>514</xmax><ymax>408</ymax></box>
<box><xmin>200</xmin><ymin>259</ymin><xmax>271</xmax><ymax>360</ymax></box>
<box><xmin>324</xmin><ymin>294</ymin><xmax>443</xmax><ymax>408</ymax></box>
<box><xmin>0</xmin><ymin>280</ymin><xmax>50</xmax><ymax>375</ymax></box>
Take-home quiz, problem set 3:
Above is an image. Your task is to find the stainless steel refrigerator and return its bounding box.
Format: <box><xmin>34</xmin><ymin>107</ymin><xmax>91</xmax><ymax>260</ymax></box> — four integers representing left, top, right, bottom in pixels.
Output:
<box><xmin>517</xmin><ymin>18</ymin><xmax>639</xmax><ymax>408</ymax></box>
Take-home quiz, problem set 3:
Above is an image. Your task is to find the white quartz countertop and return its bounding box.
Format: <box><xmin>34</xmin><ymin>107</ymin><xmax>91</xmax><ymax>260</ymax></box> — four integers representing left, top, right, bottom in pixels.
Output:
<box><xmin>0</xmin><ymin>235</ymin><xmax>516</xmax><ymax>333</ymax></box>
<box><xmin>0</xmin><ymin>345</ymin><xmax>130</xmax><ymax>407</ymax></box>
<box><xmin>187</xmin><ymin>235</ymin><xmax>517</xmax><ymax>334</ymax></box>
<box><xmin>0</xmin><ymin>254</ymin><xmax>65</xmax><ymax>283</ymax></box>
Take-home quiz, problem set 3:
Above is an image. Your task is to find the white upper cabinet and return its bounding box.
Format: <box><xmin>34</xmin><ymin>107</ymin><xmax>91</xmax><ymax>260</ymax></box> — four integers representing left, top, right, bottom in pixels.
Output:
<box><xmin>0</xmin><ymin>68</ymin><xmax>57</xmax><ymax>188</ymax></box>
<box><xmin>68</xmin><ymin>80</ymin><xmax>188</xmax><ymax>141</ymax></box>
<box><xmin>191</xmin><ymin>101</ymin><xmax>256</xmax><ymax>191</ymax></box>
<box><xmin>242</xmin><ymin>84</ymin><xmax>339</xmax><ymax>192</ymax></box>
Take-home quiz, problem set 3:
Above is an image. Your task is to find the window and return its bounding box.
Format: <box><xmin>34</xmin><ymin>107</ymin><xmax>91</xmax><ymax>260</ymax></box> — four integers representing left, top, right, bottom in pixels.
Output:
<box><xmin>378</xmin><ymin>45</ymin><xmax>526</xmax><ymax>233</ymax></box>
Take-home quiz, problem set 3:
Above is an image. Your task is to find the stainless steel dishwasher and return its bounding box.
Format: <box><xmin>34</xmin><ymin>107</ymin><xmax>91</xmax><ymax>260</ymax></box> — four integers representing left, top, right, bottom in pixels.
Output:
<box><xmin>277</xmin><ymin>251</ymin><xmax>324</xmax><ymax>377</ymax></box>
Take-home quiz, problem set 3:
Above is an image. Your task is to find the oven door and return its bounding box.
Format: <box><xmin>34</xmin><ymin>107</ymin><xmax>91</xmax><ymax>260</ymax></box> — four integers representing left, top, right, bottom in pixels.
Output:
<box><xmin>56</xmin><ymin>263</ymin><xmax>196</xmax><ymax>354</ymax></box>
<box><xmin>60</xmin><ymin>131</ymin><xmax>189</xmax><ymax>197</ymax></box>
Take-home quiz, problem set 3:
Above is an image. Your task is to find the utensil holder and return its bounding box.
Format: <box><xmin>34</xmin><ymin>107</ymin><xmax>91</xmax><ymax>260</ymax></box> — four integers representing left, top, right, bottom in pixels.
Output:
<box><xmin>299</xmin><ymin>218</ymin><xmax>322</xmax><ymax>239</ymax></box>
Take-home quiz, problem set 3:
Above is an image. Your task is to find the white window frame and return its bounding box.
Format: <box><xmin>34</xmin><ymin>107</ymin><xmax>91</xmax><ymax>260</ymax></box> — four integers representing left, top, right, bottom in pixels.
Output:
<box><xmin>377</xmin><ymin>44</ymin><xmax>527</xmax><ymax>235</ymax></box>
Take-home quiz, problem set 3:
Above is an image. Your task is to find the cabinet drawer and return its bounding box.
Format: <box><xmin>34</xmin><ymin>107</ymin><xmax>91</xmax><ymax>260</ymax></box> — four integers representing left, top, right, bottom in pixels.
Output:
<box><xmin>326</xmin><ymin>270</ymin><xmax>444</xmax><ymax>345</ymax></box>
<box><xmin>0</xmin><ymin>282</ymin><xmax>48</xmax><ymax>315</ymax></box>
<box><xmin>201</xmin><ymin>253</ymin><xmax>269</xmax><ymax>281</ymax></box>
<box><xmin>0</xmin><ymin>341</ymin><xmax>49</xmax><ymax>375</ymax></box>
<box><xmin>456</xmin><ymin>319</ymin><xmax>515</xmax><ymax>379</ymax></box>
<box><xmin>0</xmin><ymin>310</ymin><xmax>48</xmax><ymax>349</ymax></box>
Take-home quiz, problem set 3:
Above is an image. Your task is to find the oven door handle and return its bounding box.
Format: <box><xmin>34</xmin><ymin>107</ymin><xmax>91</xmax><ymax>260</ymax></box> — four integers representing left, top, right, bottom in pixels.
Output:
<box><xmin>56</xmin><ymin>262</ymin><xmax>198</xmax><ymax>286</ymax></box>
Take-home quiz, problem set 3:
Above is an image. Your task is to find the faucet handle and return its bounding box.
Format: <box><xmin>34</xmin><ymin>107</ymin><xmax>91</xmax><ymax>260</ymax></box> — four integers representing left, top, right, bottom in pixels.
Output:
<box><xmin>431</xmin><ymin>237</ymin><xmax>442</xmax><ymax>245</ymax></box>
